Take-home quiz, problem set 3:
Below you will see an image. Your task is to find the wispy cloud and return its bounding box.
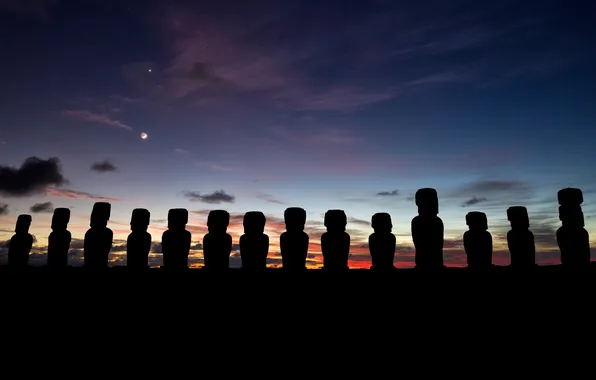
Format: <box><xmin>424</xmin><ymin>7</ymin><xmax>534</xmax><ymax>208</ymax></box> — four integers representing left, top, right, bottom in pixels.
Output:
<box><xmin>62</xmin><ymin>109</ymin><xmax>133</xmax><ymax>131</ymax></box>
<box><xmin>195</xmin><ymin>162</ymin><xmax>235</xmax><ymax>172</ymax></box>
<box><xmin>256</xmin><ymin>193</ymin><xmax>287</xmax><ymax>205</ymax></box>
<box><xmin>377</xmin><ymin>190</ymin><xmax>400</xmax><ymax>197</ymax></box>
<box><xmin>110</xmin><ymin>94</ymin><xmax>143</xmax><ymax>103</ymax></box>
<box><xmin>461</xmin><ymin>196</ymin><xmax>488</xmax><ymax>207</ymax></box>
<box><xmin>119</xmin><ymin>1</ymin><xmax>590</xmax><ymax>112</ymax></box>
<box><xmin>0</xmin><ymin>203</ymin><xmax>8</xmax><ymax>215</ymax></box>
<box><xmin>45</xmin><ymin>187</ymin><xmax>121</xmax><ymax>202</ymax></box>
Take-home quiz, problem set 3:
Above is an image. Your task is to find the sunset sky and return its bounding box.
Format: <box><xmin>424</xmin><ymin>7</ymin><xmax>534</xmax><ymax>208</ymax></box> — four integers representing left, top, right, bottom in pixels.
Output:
<box><xmin>1</xmin><ymin>0</ymin><xmax>595</xmax><ymax>268</ymax></box>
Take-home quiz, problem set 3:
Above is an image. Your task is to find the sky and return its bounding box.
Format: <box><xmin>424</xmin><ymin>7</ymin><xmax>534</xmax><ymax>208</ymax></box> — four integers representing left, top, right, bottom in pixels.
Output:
<box><xmin>1</xmin><ymin>0</ymin><xmax>595</xmax><ymax>268</ymax></box>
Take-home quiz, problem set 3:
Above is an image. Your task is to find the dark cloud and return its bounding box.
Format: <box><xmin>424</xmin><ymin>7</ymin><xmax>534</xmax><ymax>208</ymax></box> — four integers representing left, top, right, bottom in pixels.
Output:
<box><xmin>0</xmin><ymin>157</ymin><xmax>68</xmax><ymax>197</ymax></box>
<box><xmin>0</xmin><ymin>203</ymin><xmax>8</xmax><ymax>215</ymax></box>
<box><xmin>461</xmin><ymin>197</ymin><xmax>488</xmax><ymax>207</ymax></box>
<box><xmin>444</xmin><ymin>238</ymin><xmax>463</xmax><ymax>249</ymax></box>
<box><xmin>70</xmin><ymin>238</ymin><xmax>85</xmax><ymax>249</ymax></box>
<box><xmin>91</xmin><ymin>160</ymin><xmax>118</xmax><ymax>173</ymax></box>
<box><xmin>256</xmin><ymin>193</ymin><xmax>287</xmax><ymax>205</ymax></box>
<box><xmin>190</xmin><ymin>243</ymin><xmax>203</xmax><ymax>250</ymax></box>
<box><xmin>30</xmin><ymin>202</ymin><xmax>54</xmax><ymax>213</ymax></box>
<box><xmin>111</xmin><ymin>244</ymin><xmax>127</xmax><ymax>252</ymax></box>
<box><xmin>348</xmin><ymin>217</ymin><xmax>370</xmax><ymax>227</ymax></box>
<box><xmin>151</xmin><ymin>242</ymin><xmax>163</xmax><ymax>254</ymax></box>
<box><xmin>183</xmin><ymin>190</ymin><xmax>235</xmax><ymax>204</ymax></box>
<box><xmin>376</xmin><ymin>190</ymin><xmax>399</xmax><ymax>197</ymax></box>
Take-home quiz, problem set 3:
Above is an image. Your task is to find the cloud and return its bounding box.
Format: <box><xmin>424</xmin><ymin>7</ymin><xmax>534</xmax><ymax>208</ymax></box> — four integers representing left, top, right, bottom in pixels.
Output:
<box><xmin>110</xmin><ymin>94</ymin><xmax>143</xmax><ymax>103</ymax></box>
<box><xmin>30</xmin><ymin>202</ymin><xmax>54</xmax><ymax>213</ymax></box>
<box><xmin>195</xmin><ymin>162</ymin><xmax>235</xmax><ymax>172</ymax></box>
<box><xmin>183</xmin><ymin>190</ymin><xmax>235</xmax><ymax>204</ymax></box>
<box><xmin>174</xmin><ymin>148</ymin><xmax>189</xmax><ymax>154</ymax></box>
<box><xmin>45</xmin><ymin>187</ymin><xmax>121</xmax><ymax>202</ymax></box>
<box><xmin>461</xmin><ymin>197</ymin><xmax>488</xmax><ymax>207</ymax></box>
<box><xmin>0</xmin><ymin>156</ymin><xmax>68</xmax><ymax>197</ymax></box>
<box><xmin>120</xmin><ymin>1</ymin><xmax>592</xmax><ymax>113</ymax></box>
<box><xmin>447</xmin><ymin>180</ymin><xmax>534</xmax><ymax>208</ymax></box>
<box><xmin>348</xmin><ymin>217</ymin><xmax>370</xmax><ymax>227</ymax></box>
<box><xmin>0</xmin><ymin>203</ymin><xmax>8</xmax><ymax>215</ymax></box>
<box><xmin>91</xmin><ymin>160</ymin><xmax>118</xmax><ymax>173</ymax></box>
<box><xmin>376</xmin><ymin>190</ymin><xmax>400</xmax><ymax>197</ymax></box>
<box><xmin>62</xmin><ymin>109</ymin><xmax>133</xmax><ymax>131</ymax></box>
<box><xmin>256</xmin><ymin>193</ymin><xmax>287</xmax><ymax>205</ymax></box>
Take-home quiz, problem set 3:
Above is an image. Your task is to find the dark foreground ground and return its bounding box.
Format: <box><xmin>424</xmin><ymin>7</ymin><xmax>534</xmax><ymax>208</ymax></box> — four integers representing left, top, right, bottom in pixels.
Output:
<box><xmin>2</xmin><ymin>262</ymin><xmax>596</xmax><ymax>274</ymax></box>
<box><xmin>2</xmin><ymin>264</ymin><xmax>595</xmax><ymax>328</ymax></box>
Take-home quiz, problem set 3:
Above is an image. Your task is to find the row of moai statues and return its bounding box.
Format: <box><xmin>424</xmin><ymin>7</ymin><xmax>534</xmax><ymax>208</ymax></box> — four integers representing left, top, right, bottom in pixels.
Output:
<box><xmin>4</xmin><ymin>188</ymin><xmax>591</xmax><ymax>270</ymax></box>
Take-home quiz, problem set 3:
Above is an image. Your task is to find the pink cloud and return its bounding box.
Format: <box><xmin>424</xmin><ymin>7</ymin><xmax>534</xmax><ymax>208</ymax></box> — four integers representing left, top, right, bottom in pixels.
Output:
<box><xmin>45</xmin><ymin>187</ymin><xmax>121</xmax><ymax>202</ymax></box>
<box><xmin>62</xmin><ymin>109</ymin><xmax>133</xmax><ymax>131</ymax></box>
<box><xmin>121</xmin><ymin>6</ymin><xmax>398</xmax><ymax>111</ymax></box>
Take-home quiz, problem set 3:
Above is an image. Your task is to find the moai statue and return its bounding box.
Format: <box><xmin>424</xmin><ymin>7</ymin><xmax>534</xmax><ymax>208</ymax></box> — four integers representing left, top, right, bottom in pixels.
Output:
<box><xmin>84</xmin><ymin>202</ymin><xmax>113</xmax><ymax>270</ymax></box>
<box><xmin>240</xmin><ymin>211</ymin><xmax>269</xmax><ymax>270</ymax></box>
<box><xmin>507</xmin><ymin>206</ymin><xmax>536</xmax><ymax>268</ymax></box>
<box><xmin>411</xmin><ymin>188</ymin><xmax>444</xmax><ymax>269</ymax></box>
<box><xmin>321</xmin><ymin>209</ymin><xmax>350</xmax><ymax>271</ymax></box>
<box><xmin>127</xmin><ymin>208</ymin><xmax>152</xmax><ymax>269</ymax></box>
<box><xmin>557</xmin><ymin>188</ymin><xmax>591</xmax><ymax>266</ymax></box>
<box><xmin>463</xmin><ymin>211</ymin><xmax>493</xmax><ymax>269</ymax></box>
<box><xmin>369</xmin><ymin>212</ymin><xmax>396</xmax><ymax>271</ymax></box>
<box><xmin>161</xmin><ymin>208</ymin><xmax>191</xmax><ymax>269</ymax></box>
<box><xmin>203</xmin><ymin>210</ymin><xmax>232</xmax><ymax>270</ymax></box>
<box><xmin>47</xmin><ymin>208</ymin><xmax>72</xmax><ymax>268</ymax></box>
<box><xmin>280</xmin><ymin>207</ymin><xmax>309</xmax><ymax>271</ymax></box>
<box><xmin>7</xmin><ymin>214</ymin><xmax>34</xmax><ymax>268</ymax></box>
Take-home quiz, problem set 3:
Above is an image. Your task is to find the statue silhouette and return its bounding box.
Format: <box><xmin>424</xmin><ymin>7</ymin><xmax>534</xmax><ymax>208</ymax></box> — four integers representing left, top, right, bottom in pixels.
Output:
<box><xmin>240</xmin><ymin>211</ymin><xmax>269</xmax><ymax>270</ymax></box>
<box><xmin>557</xmin><ymin>188</ymin><xmax>590</xmax><ymax>266</ymax></box>
<box><xmin>369</xmin><ymin>213</ymin><xmax>396</xmax><ymax>271</ymax></box>
<box><xmin>463</xmin><ymin>211</ymin><xmax>493</xmax><ymax>269</ymax></box>
<box><xmin>47</xmin><ymin>208</ymin><xmax>71</xmax><ymax>268</ymax></box>
<box><xmin>203</xmin><ymin>210</ymin><xmax>232</xmax><ymax>270</ymax></box>
<box><xmin>127</xmin><ymin>208</ymin><xmax>152</xmax><ymax>269</ymax></box>
<box><xmin>84</xmin><ymin>202</ymin><xmax>113</xmax><ymax>270</ymax></box>
<box><xmin>280</xmin><ymin>207</ymin><xmax>309</xmax><ymax>271</ymax></box>
<box><xmin>161</xmin><ymin>208</ymin><xmax>191</xmax><ymax>269</ymax></box>
<box><xmin>321</xmin><ymin>209</ymin><xmax>350</xmax><ymax>271</ymax></box>
<box><xmin>506</xmin><ymin>206</ymin><xmax>536</xmax><ymax>268</ymax></box>
<box><xmin>7</xmin><ymin>214</ymin><xmax>33</xmax><ymax>268</ymax></box>
<box><xmin>411</xmin><ymin>188</ymin><xmax>444</xmax><ymax>269</ymax></box>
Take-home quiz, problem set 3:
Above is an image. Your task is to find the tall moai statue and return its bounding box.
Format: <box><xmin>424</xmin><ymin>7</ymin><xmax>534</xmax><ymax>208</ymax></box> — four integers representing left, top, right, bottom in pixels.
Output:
<box><xmin>280</xmin><ymin>207</ymin><xmax>309</xmax><ymax>271</ymax></box>
<box><xmin>47</xmin><ymin>208</ymin><xmax>72</xmax><ymax>268</ymax></box>
<box><xmin>411</xmin><ymin>188</ymin><xmax>444</xmax><ymax>269</ymax></box>
<box><xmin>240</xmin><ymin>211</ymin><xmax>269</xmax><ymax>270</ymax></box>
<box><xmin>507</xmin><ymin>206</ymin><xmax>536</xmax><ymax>268</ymax></box>
<box><xmin>463</xmin><ymin>212</ymin><xmax>493</xmax><ymax>269</ymax></box>
<box><xmin>7</xmin><ymin>214</ymin><xmax>34</xmax><ymax>268</ymax></box>
<box><xmin>161</xmin><ymin>208</ymin><xmax>191</xmax><ymax>269</ymax></box>
<box><xmin>84</xmin><ymin>202</ymin><xmax>113</xmax><ymax>270</ymax></box>
<box><xmin>557</xmin><ymin>188</ymin><xmax>591</xmax><ymax>266</ymax></box>
<box><xmin>321</xmin><ymin>209</ymin><xmax>350</xmax><ymax>271</ymax></box>
<box><xmin>369</xmin><ymin>213</ymin><xmax>396</xmax><ymax>271</ymax></box>
<box><xmin>127</xmin><ymin>208</ymin><xmax>152</xmax><ymax>269</ymax></box>
<box><xmin>203</xmin><ymin>210</ymin><xmax>232</xmax><ymax>270</ymax></box>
